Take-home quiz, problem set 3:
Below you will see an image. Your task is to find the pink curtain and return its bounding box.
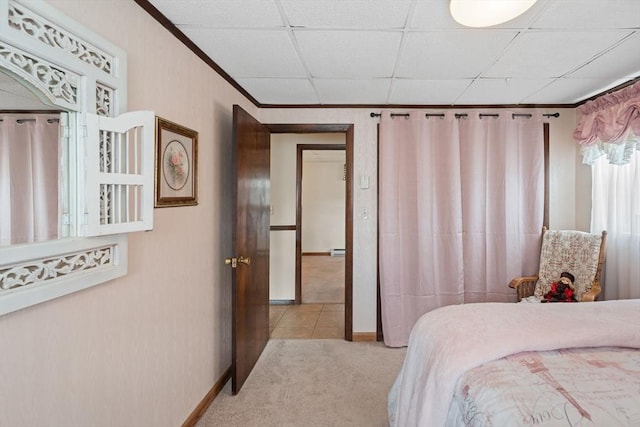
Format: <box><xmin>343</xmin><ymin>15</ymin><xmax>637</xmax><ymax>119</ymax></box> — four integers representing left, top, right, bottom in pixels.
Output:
<box><xmin>379</xmin><ymin>111</ymin><xmax>544</xmax><ymax>347</ymax></box>
<box><xmin>0</xmin><ymin>115</ymin><xmax>60</xmax><ymax>246</ymax></box>
<box><xmin>574</xmin><ymin>81</ymin><xmax>640</xmax><ymax>165</ymax></box>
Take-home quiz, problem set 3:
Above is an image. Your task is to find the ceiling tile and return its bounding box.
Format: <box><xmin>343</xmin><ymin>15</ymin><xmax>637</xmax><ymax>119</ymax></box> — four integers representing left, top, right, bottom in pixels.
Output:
<box><xmin>409</xmin><ymin>0</ymin><xmax>549</xmax><ymax>30</ymax></box>
<box><xmin>0</xmin><ymin>90</ymin><xmax>51</xmax><ymax>110</ymax></box>
<box><xmin>314</xmin><ymin>79</ymin><xmax>391</xmax><ymax>104</ymax></box>
<box><xmin>456</xmin><ymin>78</ymin><xmax>554</xmax><ymax>105</ymax></box>
<box><xmin>281</xmin><ymin>0</ymin><xmax>411</xmax><ymax>28</ymax></box>
<box><xmin>569</xmin><ymin>32</ymin><xmax>640</xmax><ymax>79</ymax></box>
<box><xmin>396</xmin><ymin>30</ymin><xmax>518</xmax><ymax>79</ymax></box>
<box><xmin>531</xmin><ymin>0</ymin><xmax>640</xmax><ymax>30</ymax></box>
<box><xmin>144</xmin><ymin>0</ymin><xmax>640</xmax><ymax>106</ymax></box>
<box><xmin>294</xmin><ymin>30</ymin><xmax>402</xmax><ymax>78</ymax></box>
<box><xmin>0</xmin><ymin>72</ymin><xmax>26</xmax><ymax>91</ymax></box>
<box><xmin>237</xmin><ymin>78</ymin><xmax>318</xmax><ymax>104</ymax></box>
<box><xmin>484</xmin><ymin>31</ymin><xmax>634</xmax><ymax>78</ymax></box>
<box><xmin>148</xmin><ymin>0</ymin><xmax>283</xmax><ymax>27</ymax></box>
<box><xmin>0</xmin><ymin>72</ymin><xmax>56</xmax><ymax>109</ymax></box>
<box><xmin>0</xmin><ymin>93</ymin><xmax>56</xmax><ymax>110</ymax></box>
<box><xmin>409</xmin><ymin>0</ymin><xmax>461</xmax><ymax>29</ymax></box>
<box><xmin>389</xmin><ymin>79</ymin><xmax>471</xmax><ymax>104</ymax></box>
<box><xmin>180</xmin><ymin>28</ymin><xmax>306</xmax><ymax>78</ymax></box>
<box><xmin>522</xmin><ymin>78</ymin><xmax>619</xmax><ymax>104</ymax></box>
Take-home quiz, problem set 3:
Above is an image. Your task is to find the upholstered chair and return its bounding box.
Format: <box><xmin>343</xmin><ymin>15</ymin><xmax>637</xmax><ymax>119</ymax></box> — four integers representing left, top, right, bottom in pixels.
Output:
<box><xmin>509</xmin><ymin>227</ymin><xmax>607</xmax><ymax>302</ymax></box>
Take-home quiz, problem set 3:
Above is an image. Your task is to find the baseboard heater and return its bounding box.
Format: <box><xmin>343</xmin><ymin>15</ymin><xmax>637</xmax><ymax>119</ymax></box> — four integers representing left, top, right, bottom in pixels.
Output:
<box><xmin>330</xmin><ymin>248</ymin><xmax>345</xmax><ymax>257</ymax></box>
<box><xmin>269</xmin><ymin>300</ymin><xmax>295</xmax><ymax>305</ymax></box>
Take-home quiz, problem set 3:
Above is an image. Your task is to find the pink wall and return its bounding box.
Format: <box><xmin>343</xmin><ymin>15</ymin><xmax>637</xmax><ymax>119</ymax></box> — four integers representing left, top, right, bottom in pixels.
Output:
<box><xmin>0</xmin><ymin>1</ymin><xmax>257</xmax><ymax>425</ymax></box>
<box><xmin>0</xmin><ymin>1</ymin><xmax>586</xmax><ymax>425</ymax></box>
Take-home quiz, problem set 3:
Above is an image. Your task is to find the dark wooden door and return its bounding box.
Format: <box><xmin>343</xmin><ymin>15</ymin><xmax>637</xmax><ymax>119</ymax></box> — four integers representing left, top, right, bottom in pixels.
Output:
<box><xmin>231</xmin><ymin>105</ymin><xmax>270</xmax><ymax>394</ymax></box>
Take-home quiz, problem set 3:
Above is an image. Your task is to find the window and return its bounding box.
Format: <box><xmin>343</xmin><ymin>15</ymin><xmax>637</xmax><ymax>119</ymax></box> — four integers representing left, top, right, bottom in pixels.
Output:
<box><xmin>591</xmin><ymin>151</ymin><xmax>640</xmax><ymax>300</ymax></box>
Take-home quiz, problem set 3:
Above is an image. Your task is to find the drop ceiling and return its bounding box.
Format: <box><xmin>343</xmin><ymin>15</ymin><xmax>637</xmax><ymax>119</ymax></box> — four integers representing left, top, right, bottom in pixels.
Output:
<box><xmin>3</xmin><ymin>1</ymin><xmax>639</xmax><ymax>109</ymax></box>
<box><xmin>145</xmin><ymin>1</ymin><xmax>636</xmax><ymax>106</ymax></box>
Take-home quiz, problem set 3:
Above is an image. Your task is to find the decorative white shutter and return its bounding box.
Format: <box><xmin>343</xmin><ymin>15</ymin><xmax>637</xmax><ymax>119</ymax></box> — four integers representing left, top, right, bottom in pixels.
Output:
<box><xmin>84</xmin><ymin>111</ymin><xmax>155</xmax><ymax>236</ymax></box>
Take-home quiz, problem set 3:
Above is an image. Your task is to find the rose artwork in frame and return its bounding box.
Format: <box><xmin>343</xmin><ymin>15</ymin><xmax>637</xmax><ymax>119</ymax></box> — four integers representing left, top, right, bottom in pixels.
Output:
<box><xmin>155</xmin><ymin>117</ymin><xmax>198</xmax><ymax>207</ymax></box>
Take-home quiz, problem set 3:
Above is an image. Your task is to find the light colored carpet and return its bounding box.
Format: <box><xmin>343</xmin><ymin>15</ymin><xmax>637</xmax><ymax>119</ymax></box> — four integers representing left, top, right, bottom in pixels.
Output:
<box><xmin>195</xmin><ymin>339</ymin><xmax>407</xmax><ymax>427</ymax></box>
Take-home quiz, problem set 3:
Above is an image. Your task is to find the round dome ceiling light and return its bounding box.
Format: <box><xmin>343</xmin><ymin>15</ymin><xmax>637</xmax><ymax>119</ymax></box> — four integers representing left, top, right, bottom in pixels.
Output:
<box><xmin>450</xmin><ymin>0</ymin><xmax>538</xmax><ymax>28</ymax></box>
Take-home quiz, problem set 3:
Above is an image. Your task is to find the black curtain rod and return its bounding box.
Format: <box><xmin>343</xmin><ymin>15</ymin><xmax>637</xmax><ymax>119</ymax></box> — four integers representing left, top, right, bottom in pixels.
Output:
<box><xmin>370</xmin><ymin>112</ymin><xmax>560</xmax><ymax>119</ymax></box>
<box><xmin>0</xmin><ymin>118</ymin><xmax>60</xmax><ymax>123</ymax></box>
<box><xmin>369</xmin><ymin>112</ymin><xmax>415</xmax><ymax>118</ymax></box>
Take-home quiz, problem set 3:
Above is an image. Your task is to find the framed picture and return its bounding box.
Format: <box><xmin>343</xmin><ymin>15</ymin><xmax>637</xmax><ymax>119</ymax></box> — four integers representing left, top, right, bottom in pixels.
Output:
<box><xmin>155</xmin><ymin>117</ymin><xmax>198</xmax><ymax>207</ymax></box>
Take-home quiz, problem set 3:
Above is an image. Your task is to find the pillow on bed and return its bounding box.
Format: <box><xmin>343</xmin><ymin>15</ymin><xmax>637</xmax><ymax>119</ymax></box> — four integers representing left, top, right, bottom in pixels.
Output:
<box><xmin>533</xmin><ymin>230</ymin><xmax>603</xmax><ymax>301</ymax></box>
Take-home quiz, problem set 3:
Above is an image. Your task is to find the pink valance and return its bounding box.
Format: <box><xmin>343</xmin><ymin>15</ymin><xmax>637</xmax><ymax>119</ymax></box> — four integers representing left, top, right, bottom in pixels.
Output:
<box><xmin>574</xmin><ymin>80</ymin><xmax>640</xmax><ymax>165</ymax></box>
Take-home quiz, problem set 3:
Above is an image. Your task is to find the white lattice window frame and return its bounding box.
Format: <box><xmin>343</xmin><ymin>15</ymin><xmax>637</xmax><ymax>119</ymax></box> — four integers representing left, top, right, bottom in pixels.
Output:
<box><xmin>0</xmin><ymin>0</ymin><xmax>154</xmax><ymax>316</ymax></box>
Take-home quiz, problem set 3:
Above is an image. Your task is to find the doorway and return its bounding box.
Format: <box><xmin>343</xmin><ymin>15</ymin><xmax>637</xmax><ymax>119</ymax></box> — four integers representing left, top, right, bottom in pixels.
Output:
<box><xmin>298</xmin><ymin>145</ymin><xmax>346</xmax><ymax>306</ymax></box>
<box><xmin>267</xmin><ymin>125</ymin><xmax>354</xmax><ymax>341</ymax></box>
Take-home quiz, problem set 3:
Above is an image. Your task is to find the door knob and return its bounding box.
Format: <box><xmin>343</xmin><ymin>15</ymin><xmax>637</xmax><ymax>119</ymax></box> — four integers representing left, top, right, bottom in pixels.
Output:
<box><xmin>225</xmin><ymin>256</ymin><xmax>251</xmax><ymax>268</ymax></box>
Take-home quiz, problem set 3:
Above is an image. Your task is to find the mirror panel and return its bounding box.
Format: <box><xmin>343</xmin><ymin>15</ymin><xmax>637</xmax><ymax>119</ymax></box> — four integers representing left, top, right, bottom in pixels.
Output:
<box><xmin>0</xmin><ymin>0</ymin><xmax>131</xmax><ymax>316</ymax></box>
<box><xmin>1</xmin><ymin>70</ymin><xmax>64</xmax><ymax>247</ymax></box>
<box><xmin>0</xmin><ymin>70</ymin><xmax>60</xmax><ymax>110</ymax></box>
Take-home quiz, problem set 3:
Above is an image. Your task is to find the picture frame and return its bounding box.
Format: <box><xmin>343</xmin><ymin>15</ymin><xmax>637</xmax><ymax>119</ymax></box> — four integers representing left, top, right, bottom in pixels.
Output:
<box><xmin>155</xmin><ymin>117</ymin><xmax>198</xmax><ymax>207</ymax></box>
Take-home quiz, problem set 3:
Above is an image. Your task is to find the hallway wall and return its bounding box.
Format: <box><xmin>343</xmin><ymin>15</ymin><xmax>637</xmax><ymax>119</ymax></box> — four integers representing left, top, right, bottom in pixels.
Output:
<box><xmin>302</xmin><ymin>156</ymin><xmax>346</xmax><ymax>253</ymax></box>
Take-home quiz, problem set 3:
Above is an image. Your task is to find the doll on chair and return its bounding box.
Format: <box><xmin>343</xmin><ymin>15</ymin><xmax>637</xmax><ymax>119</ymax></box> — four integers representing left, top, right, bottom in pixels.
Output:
<box><xmin>542</xmin><ymin>272</ymin><xmax>577</xmax><ymax>302</ymax></box>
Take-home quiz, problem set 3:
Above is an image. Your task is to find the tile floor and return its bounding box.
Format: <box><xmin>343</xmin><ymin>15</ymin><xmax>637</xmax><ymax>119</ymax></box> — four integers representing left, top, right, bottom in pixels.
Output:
<box><xmin>270</xmin><ymin>303</ymin><xmax>345</xmax><ymax>339</ymax></box>
<box><xmin>269</xmin><ymin>255</ymin><xmax>345</xmax><ymax>339</ymax></box>
<box><xmin>301</xmin><ymin>255</ymin><xmax>345</xmax><ymax>304</ymax></box>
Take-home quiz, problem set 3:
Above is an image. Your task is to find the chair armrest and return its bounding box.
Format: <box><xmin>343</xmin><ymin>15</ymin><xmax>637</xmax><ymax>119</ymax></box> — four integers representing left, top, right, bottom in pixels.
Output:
<box><xmin>580</xmin><ymin>280</ymin><xmax>602</xmax><ymax>302</ymax></box>
<box><xmin>509</xmin><ymin>276</ymin><xmax>538</xmax><ymax>301</ymax></box>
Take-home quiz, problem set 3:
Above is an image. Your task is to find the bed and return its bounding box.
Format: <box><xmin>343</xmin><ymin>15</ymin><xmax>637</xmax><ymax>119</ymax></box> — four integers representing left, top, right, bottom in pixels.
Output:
<box><xmin>388</xmin><ymin>299</ymin><xmax>640</xmax><ymax>427</ymax></box>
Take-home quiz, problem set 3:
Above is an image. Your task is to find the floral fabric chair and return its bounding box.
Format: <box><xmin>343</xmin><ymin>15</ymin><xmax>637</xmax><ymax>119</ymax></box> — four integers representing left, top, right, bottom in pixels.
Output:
<box><xmin>509</xmin><ymin>227</ymin><xmax>607</xmax><ymax>302</ymax></box>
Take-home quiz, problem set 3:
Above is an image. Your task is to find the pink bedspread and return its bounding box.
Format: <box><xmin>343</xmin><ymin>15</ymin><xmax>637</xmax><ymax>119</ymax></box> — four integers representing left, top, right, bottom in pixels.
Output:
<box><xmin>448</xmin><ymin>347</ymin><xmax>640</xmax><ymax>426</ymax></box>
<box><xmin>388</xmin><ymin>299</ymin><xmax>640</xmax><ymax>427</ymax></box>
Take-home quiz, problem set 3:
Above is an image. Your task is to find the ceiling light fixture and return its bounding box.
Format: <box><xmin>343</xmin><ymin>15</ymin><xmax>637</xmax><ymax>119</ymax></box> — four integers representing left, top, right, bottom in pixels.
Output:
<box><xmin>450</xmin><ymin>0</ymin><xmax>538</xmax><ymax>28</ymax></box>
